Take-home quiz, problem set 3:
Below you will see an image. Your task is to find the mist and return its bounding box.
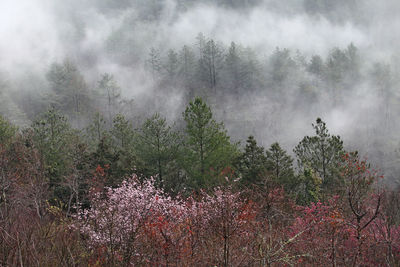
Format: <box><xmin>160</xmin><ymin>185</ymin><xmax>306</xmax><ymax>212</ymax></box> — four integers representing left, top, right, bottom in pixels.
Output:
<box><xmin>1</xmin><ymin>0</ymin><xmax>400</xmax><ymax>184</ymax></box>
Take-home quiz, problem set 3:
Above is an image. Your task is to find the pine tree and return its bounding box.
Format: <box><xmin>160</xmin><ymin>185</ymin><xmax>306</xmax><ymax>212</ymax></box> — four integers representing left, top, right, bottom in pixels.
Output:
<box><xmin>182</xmin><ymin>97</ymin><xmax>238</xmax><ymax>190</ymax></box>
<box><xmin>85</xmin><ymin>112</ymin><xmax>108</xmax><ymax>151</ymax></box>
<box><xmin>179</xmin><ymin>45</ymin><xmax>197</xmax><ymax>98</ymax></box>
<box><xmin>265</xmin><ymin>142</ymin><xmax>296</xmax><ymax>191</ymax></box>
<box><xmin>296</xmin><ymin>167</ymin><xmax>321</xmax><ymax>205</ymax></box>
<box><xmin>237</xmin><ymin>136</ymin><xmax>267</xmax><ymax>185</ymax></box>
<box><xmin>197</xmin><ymin>36</ymin><xmax>224</xmax><ymax>91</ymax></box>
<box><xmin>109</xmin><ymin>114</ymin><xmax>139</xmax><ymax>184</ymax></box>
<box><xmin>164</xmin><ymin>49</ymin><xmax>179</xmax><ymax>84</ymax></box>
<box><xmin>294</xmin><ymin>118</ymin><xmax>345</xmax><ymax>194</ymax></box>
<box><xmin>32</xmin><ymin>108</ymin><xmax>77</xmax><ymax>201</ymax></box>
<box><xmin>46</xmin><ymin>59</ymin><xmax>90</xmax><ymax>120</ymax></box>
<box><xmin>147</xmin><ymin>47</ymin><xmax>162</xmax><ymax>81</ymax></box>
<box><xmin>97</xmin><ymin>73</ymin><xmax>121</xmax><ymax>126</ymax></box>
<box><xmin>136</xmin><ymin>113</ymin><xmax>181</xmax><ymax>191</ymax></box>
<box><xmin>0</xmin><ymin>115</ymin><xmax>17</xmax><ymax>146</ymax></box>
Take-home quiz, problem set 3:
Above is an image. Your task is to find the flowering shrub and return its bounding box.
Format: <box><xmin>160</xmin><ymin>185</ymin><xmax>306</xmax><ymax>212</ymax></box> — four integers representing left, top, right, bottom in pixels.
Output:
<box><xmin>77</xmin><ymin>176</ymin><xmax>183</xmax><ymax>265</ymax></box>
<box><xmin>76</xmin><ymin>176</ymin><xmax>256</xmax><ymax>266</ymax></box>
<box><xmin>75</xmin><ymin>174</ymin><xmax>400</xmax><ymax>267</ymax></box>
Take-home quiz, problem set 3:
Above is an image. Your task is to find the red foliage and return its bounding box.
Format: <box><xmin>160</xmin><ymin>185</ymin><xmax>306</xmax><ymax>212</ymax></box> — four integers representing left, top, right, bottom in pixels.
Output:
<box><xmin>74</xmin><ymin>172</ymin><xmax>400</xmax><ymax>266</ymax></box>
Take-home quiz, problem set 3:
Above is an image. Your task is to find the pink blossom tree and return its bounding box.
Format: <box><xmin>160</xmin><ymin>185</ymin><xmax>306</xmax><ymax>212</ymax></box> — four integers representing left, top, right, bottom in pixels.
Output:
<box><xmin>77</xmin><ymin>176</ymin><xmax>182</xmax><ymax>266</ymax></box>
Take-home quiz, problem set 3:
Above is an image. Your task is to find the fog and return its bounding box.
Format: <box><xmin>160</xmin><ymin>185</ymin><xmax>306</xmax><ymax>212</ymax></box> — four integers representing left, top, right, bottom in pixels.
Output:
<box><xmin>1</xmin><ymin>0</ymin><xmax>400</xmax><ymax>183</ymax></box>
<box><xmin>1</xmin><ymin>0</ymin><xmax>397</xmax><ymax>69</ymax></box>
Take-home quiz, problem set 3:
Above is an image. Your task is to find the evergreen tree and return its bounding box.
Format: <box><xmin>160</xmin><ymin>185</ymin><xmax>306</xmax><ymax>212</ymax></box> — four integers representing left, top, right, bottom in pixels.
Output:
<box><xmin>89</xmin><ymin>135</ymin><xmax>118</xmax><ymax>187</ymax></box>
<box><xmin>294</xmin><ymin>118</ymin><xmax>345</xmax><ymax>194</ymax></box>
<box><xmin>85</xmin><ymin>112</ymin><xmax>109</xmax><ymax>151</ymax></box>
<box><xmin>147</xmin><ymin>47</ymin><xmax>162</xmax><ymax>81</ymax></box>
<box><xmin>163</xmin><ymin>49</ymin><xmax>179</xmax><ymax>84</ymax></box>
<box><xmin>86</xmin><ymin>114</ymin><xmax>139</xmax><ymax>188</ymax></box>
<box><xmin>136</xmin><ymin>113</ymin><xmax>181</xmax><ymax>192</ymax></box>
<box><xmin>224</xmin><ymin>42</ymin><xmax>242</xmax><ymax>94</ymax></box>
<box><xmin>182</xmin><ymin>97</ymin><xmax>238</xmax><ymax>190</ymax></box>
<box><xmin>111</xmin><ymin>114</ymin><xmax>135</xmax><ymax>148</ymax></box>
<box><xmin>222</xmin><ymin>42</ymin><xmax>258</xmax><ymax>95</ymax></box>
<box><xmin>197</xmin><ymin>36</ymin><xmax>224</xmax><ymax>91</ymax></box>
<box><xmin>236</xmin><ymin>136</ymin><xmax>267</xmax><ymax>185</ymax></box>
<box><xmin>179</xmin><ymin>45</ymin><xmax>197</xmax><ymax>98</ymax></box>
<box><xmin>296</xmin><ymin>167</ymin><xmax>321</xmax><ymax>205</ymax></box>
<box><xmin>46</xmin><ymin>60</ymin><xmax>90</xmax><ymax>120</ymax></box>
<box><xmin>265</xmin><ymin>142</ymin><xmax>296</xmax><ymax>191</ymax></box>
<box><xmin>269</xmin><ymin>48</ymin><xmax>297</xmax><ymax>86</ymax></box>
<box><xmin>97</xmin><ymin>73</ymin><xmax>121</xmax><ymax>126</ymax></box>
<box><xmin>326</xmin><ymin>48</ymin><xmax>348</xmax><ymax>88</ymax></box>
<box><xmin>308</xmin><ymin>55</ymin><xmax>325</xmax><ymax>77</ymax></box>
<box><xmin>344</xmin><ymin>43</ymin><xmax>361</xmax><ymax>84</ymax></box>
<box><xmin>0</xmin><ymin>115</ymin><xmax>17</xmax><ymax>146</ymax></box>
<box><xmin>99</xmin><ymin>114</ymin><xmax>140</xmax><ymax>186</ymax></box>
<box><xmin>240</xmin><ymin>47</ymin><xmax>262</xmax><ymax>92</ymax></box>
<box><xmin>31</xmin><ymin>108</ymin><xmax>77</xmax><ymax>201</ymax></box>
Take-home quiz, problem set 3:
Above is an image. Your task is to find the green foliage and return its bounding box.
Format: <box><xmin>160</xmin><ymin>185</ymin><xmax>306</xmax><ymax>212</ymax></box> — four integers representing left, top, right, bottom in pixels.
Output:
<box><xmin>89</xmin><ymin>135</ymin><xmax>118</xmax><ymax>186</ymax></box>
<box><xmin>197</xmin><ymin>35</ymin><xmax>224</xmax><ymax>90</ymax></box>
<box><xmin>111</xmin><ymin>114</ymin><xmax>135</xmax><ymax>148</ymax></box>
<box><xmin>179</xmin><ymin>45</ymin><xmax>197</xmax><ymax>94</ymax></box>
<box><xmin>87</xmin><ymin>114</ymin><xmax>139</xmax><ymax>188</ymax></box>
<box><xmin>296</xmin><ymin>167</ymin><xmax>322</xmax><ymax>205</ymax></box>
<box><xmin>325</xmin><ymin>44</ymin><xmax>361</xmax><ymax>104</ymax></box>
<box><xmin>236</xmin><ymin>136</ymin><xmax>267</xmax><ymax>185</ymax></box>
<box><xmin>109</xmin><ymin>114</ymin><xmax>141</xmax><ymax>183</ymax></box>
<box><xmin>269</xmin><ymin>47</ymin><xmax>297</xmax><ymax>86</ymax></box>
<box><xmin>224</xmin><ymin>42</ymin><xmax>242</xmax><ymax>93</ymax></box>
<box><xmin>182</xmin><ymin>97</ymin><xmax>238</xmax><ymax>190</ymax></box>
<box><xmin>147</xmin><ymin>47</ymin><xmax>162</xmax><ymax>80</ymax></box>
<box><xmin>85</xmin><ymin>112</ymin><xmax>109</xmax><ymax>151</ymax></box>
<box><xmin>164</xmin><ymin>49</ymin><xmax>179</xmax><ymax>82</ymax></box>
<box><xmin>32</xmin><ymin>108</ymin><xmax>77</xmax><ymax>201</ymax></box>
<box><xmin>0</xmin><ymin>115</ymin><xmax>17</xmax><ymax>146</ymax></box>
<box><xmin>136</xmin><ymin>113</ymin><xmax>181</xmax><ymax>192</ymax></box>
<box><xmin>46</xmin><ymin>60</ymin><xmax>90</xmax><ymax>117</ymax></box>
<box><xmin>294</xmin><ymin>118</ymin><xmax>345</xmax><ymax>195</ymax></box>
<box><xmin>265</xmin><ymin>142</ymin><xmax>296</xmax><ymax>191</ymax></box>
<box><xmin>97</xmin><ymin>73</ymin><xmax>121</xmax><ymax>125</ymax></box>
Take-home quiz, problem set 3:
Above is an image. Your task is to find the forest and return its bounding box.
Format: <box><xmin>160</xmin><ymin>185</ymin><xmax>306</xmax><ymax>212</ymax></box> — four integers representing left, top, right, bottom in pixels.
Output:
<box><xmin>1</xmin><ymin>0</ymin><xmax>400</xmax><ymax>266</ymax></box>
<box><xmin>2</xmin><ymin>99</ymin><xmax>400</xmax><ymax>266</ymax></box>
